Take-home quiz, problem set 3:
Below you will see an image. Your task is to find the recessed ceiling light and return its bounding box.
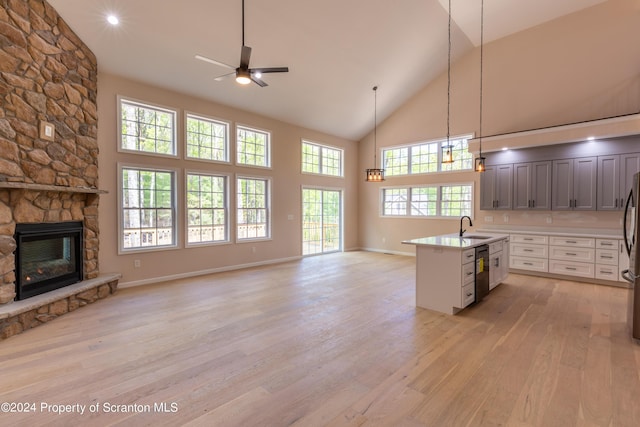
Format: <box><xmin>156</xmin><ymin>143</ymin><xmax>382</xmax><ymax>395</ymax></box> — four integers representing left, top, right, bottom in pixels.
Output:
<box><xmin>107</xmin><ymin>14</ymin><xmax>119</xmax><ymax>26</ymax></box>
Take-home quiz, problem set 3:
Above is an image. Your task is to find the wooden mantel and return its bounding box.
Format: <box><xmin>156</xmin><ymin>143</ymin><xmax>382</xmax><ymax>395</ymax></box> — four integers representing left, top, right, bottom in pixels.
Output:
<box><xmin>0</xmin><ymin>182</ymin><xmax>108</xmax><ymax>194</ymax></box>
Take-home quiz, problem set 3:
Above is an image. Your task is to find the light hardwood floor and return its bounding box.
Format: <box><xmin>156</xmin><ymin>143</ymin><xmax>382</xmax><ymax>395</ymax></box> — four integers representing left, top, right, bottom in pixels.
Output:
<box><xmin>1</xmin><ymin>251</ymin><xmax>639</xmax><ymax>426</ymax></box>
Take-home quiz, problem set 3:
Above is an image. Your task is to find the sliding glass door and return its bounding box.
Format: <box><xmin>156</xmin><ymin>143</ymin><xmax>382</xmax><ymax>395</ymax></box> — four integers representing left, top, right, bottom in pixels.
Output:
<box><xmin>302</xmin><ymin>188</ymin><xmax>342</xmax><ymax>255</ymax></box>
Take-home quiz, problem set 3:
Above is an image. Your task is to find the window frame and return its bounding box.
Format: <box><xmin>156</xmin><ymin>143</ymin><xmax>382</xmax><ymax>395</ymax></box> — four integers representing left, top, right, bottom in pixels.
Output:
<box><xmin>381</xmin><ymin>182</ymin><xmax>474</xmax><ymax>219</ymax></box>
<box><xmin>301</xmin><ymin>139</ymin><xmax>344</xmax><ymax>178</ymax></box>
<box><xmin>185</xmin><ymin>169</ymin><xmax>231</xmax><ymax>247</ymax></box>
<box><xmin>184</xmin><ymin>111</ymin><xmax>230</xmax><ymax>164</ymax></box>
<box><xmin>236</xmin><ymin>124</ymin><xmax>271</xmax><ymax>169</ymax></box>
<box><xmin>382</xmin><ymin>134</ymin><xmax>473</xmax><ymax>177</ymax></box>
<box><xmin>117</xmin><ymin>96</ymin><xmax>179</xmax><ymax>158</ymax></box>
<box><xmin>118</xmin><ymin>163</ymin><xmax>179</xmax><ymax>254</ymax></box>
<box><xmin>236</xmin><ymin>174</ymin><xmax>272</xmax><ymax>242</ymax></box>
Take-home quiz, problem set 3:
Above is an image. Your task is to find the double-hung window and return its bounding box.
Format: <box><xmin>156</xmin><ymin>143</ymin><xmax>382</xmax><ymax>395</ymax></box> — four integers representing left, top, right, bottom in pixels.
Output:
<box><xmin>120</xmin><ymin>166</ymin><xmax>177</xmax><ymax>252</ymax></box>
<box><xmin>382</xmin><ymin>135</ymin><xmax>473</xmax><ymax>177</ymax></box>
<box><xmin>119</xmin><ymin>98</ymin><xmax>177</xmax><ymax>156</ymax></box>
<box><xmin>186</xmin><ymin>172</ymin><xmax>228</xmax><ymax>245</ymax></box>
<box><xmin>382</xmin><ymin>184</ymin><xmax>473</xmax><ymax>218</ymax></box>
<box><xmin>237</xmin><ymin>176</ymin><xmax>270</xmax><ymax>240</ymax></box>
<box><xmin>237</xmin><ymin>125</ymin><xmax>270</xmax><ymax>167</ymax></box>
<box><xmin>301</xmin><ymin>140</ymin><xmax>343</xmax><ymax>177</ymax></box>
<box><xmin>186</xmin><ymin>113</ymin><xmax>229</xmax><ymax>162</ymax></box>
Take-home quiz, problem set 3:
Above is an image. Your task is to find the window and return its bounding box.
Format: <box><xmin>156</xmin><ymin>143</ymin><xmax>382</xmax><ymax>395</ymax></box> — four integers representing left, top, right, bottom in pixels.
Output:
<box><xmin>119</xmin><ymin>98</ymin><xmax>177</xmax><ymax>156</ymax></box>
<box><xmin>186</xmin><ymin>113</ymin><xmax>229</xmax><ymax>162</ymax></box>
<box><xmin>237</xmin><ymin>125</ymin><xmax>270</xmax><ymax>167</ymax></box>
<box><xmin>120</xmin><ymin>166</ymin><xmax>176</xmax><ymax>251</ymax></box>
<box><xmin>382</xmin><ymin>135</ymin><xmax>472</xmax><ymax>176</ymax></box>
<box><xmin>237</xmin><ymin>176</ymin><xmax>270</xmax><ymax>240</ymax></box>
<box><xmin>382</xmin><ymin>184</ymin><xmax>473</xmax><ymax>218</ymax></box>
<box><xmin>186</xmin><ymin>172</ymin><xmax>228</xmax><ymax>245</ymax></box>
<box><xmin>301</xmin><ymin>141</ymin><xmax>343</xmax><ymax>177</ymax></box>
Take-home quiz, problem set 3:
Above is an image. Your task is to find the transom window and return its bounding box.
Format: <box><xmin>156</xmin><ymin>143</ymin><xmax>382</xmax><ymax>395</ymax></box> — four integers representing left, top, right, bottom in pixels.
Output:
<box><xmin>119</xmin><ymin>98</ymin><xmax>177</xmax><ymax>156</ymax></box>
<box><xmin>382</xmin><ymin>135</ymin><xmax>473</xmax><ymax>176</ymax></box>
<box><xmin>382</xmin><ymin>184</ymin><xmax>473</xmax><ymax>218</ymax></box>
<box><xmin>301</xmin><ymin>140</ymin><xmax>343</xmax><ymax>177</ymax></box>
<box><xmin>237</xmin><ymin>176</ymin><xmax>270</xmax><ymax>240</ymax></box>
<box><xmin>237</xmin><ymin>126</ymin><xmax>270</xmax><ymax>167</ymax></box>
<box><xmin>186</xmin><ymin>113</ymin><xmax>229</xmax><ymax>162</ymax></box>
<box><xmin>120</xmin><ymin>166</ymin><xmax>176</xmax><ymax>252</ymax></box>
<box><xmin>186</xmin><ymin>172</ymin><xmax>228</xmax><ymax>245</ymax></box>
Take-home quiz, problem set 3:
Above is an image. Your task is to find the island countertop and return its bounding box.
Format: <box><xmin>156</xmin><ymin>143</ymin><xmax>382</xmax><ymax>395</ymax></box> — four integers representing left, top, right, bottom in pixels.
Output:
<box><xmin>402</xmin><ymin>232</ymin><xmax>510</xmax><ymax>249</ymax></box>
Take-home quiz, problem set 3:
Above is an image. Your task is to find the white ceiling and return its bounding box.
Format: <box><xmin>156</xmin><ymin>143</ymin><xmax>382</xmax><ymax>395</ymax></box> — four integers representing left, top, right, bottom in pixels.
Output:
<box><xmin>47</xmin><ymin>0</ymin><xmax>607</xmax><ymax>141</ymax></box>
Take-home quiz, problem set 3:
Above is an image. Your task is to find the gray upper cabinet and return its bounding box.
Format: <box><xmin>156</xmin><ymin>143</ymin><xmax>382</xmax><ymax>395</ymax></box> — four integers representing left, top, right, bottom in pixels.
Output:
<box><xmin>552</xmin><ymin>157</ymin><xmax>597</xmax><ymax>210</ymax></box>
<box><xmin>480</xmin><ymin>164</ymin><xmax>513</xmax><ymax>210</ymax></box>
<box><xmin>513</xmin><ymin>161</ymin><xmax>551</xmax><ymax>210</ymax></box>
<box><xmin>598</xmin><ymin>153</ymin><xmax>640</xmax><ymax>210</ymax></box>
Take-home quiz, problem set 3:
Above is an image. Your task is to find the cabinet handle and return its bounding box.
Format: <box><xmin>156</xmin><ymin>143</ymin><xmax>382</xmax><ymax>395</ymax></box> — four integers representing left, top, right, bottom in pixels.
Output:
<box><xmin>466</xmin><ymin>272</ymin><xmax>473</xmax><ymax>276</ymax></box>
<box><xmin>524</xmin><ymin>262</ymin><xmax>533</xmax><ymax>266</ymax></box>
<box><xmin>523</xmin><ymin>249</ymin><xmax>534</xmax><ymax>252</ymax></box>
<box><xmin>466</xmin><ymin>292</ymin><xmax>473</xmax><ymax>297</ymax></box>
<box><xmin>600</xmin><ymin>242</ymin><xmax>613</xmax><ymax>246</ymax></box>
<box><xmin>524</xmin><ymin>237</ymin><xmax>533</xmax><ymax>241</ymax></box>
<box><xmin>600</xmin><ymin>255</ymin><xmax>613</xmax><ymax>259</ymax></box>
<box><xmin>565</xmin><ymin>240</ymin><xmax>577</xmax><ymax>244</ymax></box>
<box><xmin>566</xmin><ymin>253</ymin><xmax>577</xmax><ymax>256</ymax></box>
<box><xmin>532</xmin><ymin>200</ymin><xmax>535</xmax><ymax>208</ymax></box>
<box><xmin>565</xmin><ymin>267</ymin><xmax>577</xmax><ymax>271</ymax></box>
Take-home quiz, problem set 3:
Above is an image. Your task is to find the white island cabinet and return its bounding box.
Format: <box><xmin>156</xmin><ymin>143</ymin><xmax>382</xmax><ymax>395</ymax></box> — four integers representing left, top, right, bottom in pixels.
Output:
<box><xmin>403</xmin><ymin>233</ymin><xmax>509</xmax><ymax>315</ymax></box>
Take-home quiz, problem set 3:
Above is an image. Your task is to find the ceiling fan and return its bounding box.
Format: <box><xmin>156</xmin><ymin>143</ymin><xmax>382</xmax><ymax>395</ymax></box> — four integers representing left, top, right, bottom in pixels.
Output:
<box><xmin>195</xmin><ymin>0</ymin><xmax>289</xmax><ymax>87</ymax></box>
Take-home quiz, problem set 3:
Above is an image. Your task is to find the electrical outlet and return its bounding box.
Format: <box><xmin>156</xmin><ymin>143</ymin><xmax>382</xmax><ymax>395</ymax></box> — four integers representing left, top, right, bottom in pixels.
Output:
<box><xmin>546</xmin><ymin>217</ymin><xmax>552</xmax><ymax>224</ymax></box>
<box><xmin>134</xmin><ymin>259</ymin><xmax>141</xmax><ymax>268</ymax></box>
<box><xmin>503</xmin><ymin>214</ymin><xmax>509</xmax><ymax>223</ymax></box>
<box><xmin>287</xmin><ymin>214</ymin><xmax>294</xmax><ymax>220</ymax></box>
<box><xmin>251</xmin><ymin>246</ymin><xmax>256</xmax><ymax>253</ymax></box>
<box><xmin>382</xmin><ymin>237</ymin><xmax>386</xmax><ymax>243</ymax></box>
<box><xmin>484</xmin><ymin>216</ymin><xmax>494</xmax><ymax>222</ymax></box>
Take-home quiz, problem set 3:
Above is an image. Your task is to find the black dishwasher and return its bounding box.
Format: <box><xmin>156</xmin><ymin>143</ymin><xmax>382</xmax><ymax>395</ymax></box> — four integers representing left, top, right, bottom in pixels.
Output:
<box><xmin>475</xmin><ymin>245</ymin><xmax>489</xmax><ymax>303</ymax></box>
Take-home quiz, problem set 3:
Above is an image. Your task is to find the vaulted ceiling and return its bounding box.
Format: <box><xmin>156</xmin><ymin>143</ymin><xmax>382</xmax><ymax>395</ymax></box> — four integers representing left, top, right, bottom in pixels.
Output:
<box><xmin>48</xmin><ymin>0</ymin><xmax>607</xmax><ymax>140</ymax></box>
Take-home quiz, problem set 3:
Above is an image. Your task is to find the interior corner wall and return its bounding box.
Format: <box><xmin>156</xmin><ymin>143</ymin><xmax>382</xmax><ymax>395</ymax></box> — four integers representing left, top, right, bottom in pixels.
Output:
<box><xmin>359</xmin><ymin>0</ymin><xmax>640</xmax><ymax>254</ymax></box>
<box><xmin>97</xmin><ymin>73</ymin><xmax>358</xmax><ymax>286</ymax></box>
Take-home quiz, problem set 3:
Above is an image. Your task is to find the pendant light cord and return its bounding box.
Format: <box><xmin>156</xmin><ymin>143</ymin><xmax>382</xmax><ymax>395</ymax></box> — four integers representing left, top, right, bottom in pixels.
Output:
<box><xmin>479</xmin><ymin>0</ymin><xmax>483</xmax><ymax>151</ymax></box>
<box><xmin>446</xmin><ymin>0</ymin><xmax>451</xmax><ymax>146</ymax></box>
<box><xmin>373</xmin><ymin>86</ymin><xmax>378</xmax><ymax>166</ymax></box>
<box><xmin>242</xmin><ymin>0</ymin><xmax>245</xmax><ymax>46</ymax></box>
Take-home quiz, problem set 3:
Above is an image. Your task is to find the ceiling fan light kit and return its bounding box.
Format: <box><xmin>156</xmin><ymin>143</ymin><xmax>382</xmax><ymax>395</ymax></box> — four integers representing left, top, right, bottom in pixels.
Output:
<box><xmin>196</xmin><ymin>0</ymin><xmax>289</xmax><ymax>87</ymax></box>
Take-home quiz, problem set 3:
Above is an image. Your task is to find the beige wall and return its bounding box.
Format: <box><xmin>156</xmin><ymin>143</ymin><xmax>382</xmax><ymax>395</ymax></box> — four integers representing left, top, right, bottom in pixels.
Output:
<box><xmin>98</xmin><ymin>74</ymin><xmax>358</xmax><ymax>285</ymax></box>
<box><xmin>359</xmin><ymin>0</ymin><xmax>640</xmax><ymax>254</ymax></box>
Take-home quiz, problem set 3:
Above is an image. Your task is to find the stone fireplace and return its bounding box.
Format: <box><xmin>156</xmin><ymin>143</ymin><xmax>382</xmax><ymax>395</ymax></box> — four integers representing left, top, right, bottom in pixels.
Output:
<box><xmin>0</xmin><ymin>0</ymin><xmax>119</xmax><ymax>339</ymax></box>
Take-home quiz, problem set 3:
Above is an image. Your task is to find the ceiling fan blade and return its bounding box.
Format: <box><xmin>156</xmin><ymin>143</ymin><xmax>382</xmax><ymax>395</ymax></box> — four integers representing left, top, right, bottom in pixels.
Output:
<box><xmin>240</xmin><ymin>45</ymin><xmax>252</xmax><ymax>69</ymax></box>
<box><xmin>251</xmin><ymin>67</ymin><xmax>289</xmax><ymax>74</ymax></box>
<box><xmin>251</xmin><ymin>75</ymin><xmax>268</xmax><ymax>87</ymax></box>
<box><xmin>195</xmin><ymin>55</ymin><xmax>235</xmax><ymax>70</ymax></box>
<box><xmin>214</xmin><ymin>71</ymin><xmax>235</xmax><ymax>81</ymax></box>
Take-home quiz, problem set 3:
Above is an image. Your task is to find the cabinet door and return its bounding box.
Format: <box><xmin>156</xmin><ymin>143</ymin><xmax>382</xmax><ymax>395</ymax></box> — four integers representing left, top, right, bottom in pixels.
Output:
<box><xmin>513</xmin><ymin>163</ymin><xmax>531</xmax><ymax>210</ymax></box>
<box><xmin>552</xmin><ymin>159</ymin><xmax>573</xmax><ymax>210</ymax></box>
<box><xmin>495</xmin><ymin>164</ymin><xmax>513</xmax><ymax>210</ymax></box>
<box><xmin>531</xmin><ymin>161</ymin><xmax>551</xmax><ymax>210</ymax></box>
<box><xmin>621</xmin><ymin>153</ymin><xmax>640</xmax><ymax>207</ymax></box>
<box><xmin>480</xmin><ymin>166</ymin><xmax>497</xmax><ymax>210</ymax></box>
<box><xmin>573</xmin><ymin>157</ymin><xmax>597</xmax><ymax>210</ymax></box>
<box><xmin>597</xmin><ymin>155</ymin><xmax>620</xmax><ymax>210</ymax></box>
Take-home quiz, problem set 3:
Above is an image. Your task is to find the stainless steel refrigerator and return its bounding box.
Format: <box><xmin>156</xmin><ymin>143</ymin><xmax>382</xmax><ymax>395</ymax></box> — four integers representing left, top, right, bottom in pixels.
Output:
<box><xmin>623</xmin><ymin>172</ymin><xmax>640</xmax><ymax>340</ymax></box>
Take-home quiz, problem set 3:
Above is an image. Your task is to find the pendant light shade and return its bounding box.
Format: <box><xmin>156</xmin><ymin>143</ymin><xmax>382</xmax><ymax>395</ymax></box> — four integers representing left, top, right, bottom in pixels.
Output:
<box><xmin>442</xmin><ymin>143</ymin><xmax>454</xmax><ymax>164</ymax></box>
<box><xmin>475</xmin><ymin>0</ymin><xmax>486</xmax><ymax>173</ymax></box>
<box><xmin>366</xmin><ymin>86</ymin><xmax>385</xmax><ymax>182</ymax></box>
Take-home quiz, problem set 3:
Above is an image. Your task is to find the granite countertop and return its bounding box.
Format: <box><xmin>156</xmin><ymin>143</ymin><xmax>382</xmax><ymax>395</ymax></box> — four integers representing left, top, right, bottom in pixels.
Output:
<box><xmin>402</xmin><ymin>232</ymin><xmax>510</xmax><ymax>249</ymax></box>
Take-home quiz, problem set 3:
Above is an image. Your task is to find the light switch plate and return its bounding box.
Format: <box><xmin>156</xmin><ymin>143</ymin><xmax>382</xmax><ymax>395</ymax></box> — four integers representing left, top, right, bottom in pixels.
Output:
<box><xmin>39</xmin><ymin>121</ymin><xmax>55</xmax><ymax>141</ymax></box>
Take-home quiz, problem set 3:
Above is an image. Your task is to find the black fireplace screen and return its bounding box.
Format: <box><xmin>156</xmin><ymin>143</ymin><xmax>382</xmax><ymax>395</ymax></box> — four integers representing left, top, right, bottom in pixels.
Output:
<box><xmin>15</xmin><ymin>222</ymin><xmax>83</xmax><ymax>300</ymax></box>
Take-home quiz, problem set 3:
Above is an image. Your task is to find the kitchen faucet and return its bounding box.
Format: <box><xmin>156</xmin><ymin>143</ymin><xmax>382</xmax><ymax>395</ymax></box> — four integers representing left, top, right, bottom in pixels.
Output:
<box><xmin>459</xmin><ymin>216</ymin><xmax>473</xmax><ymax>237</ymax></box>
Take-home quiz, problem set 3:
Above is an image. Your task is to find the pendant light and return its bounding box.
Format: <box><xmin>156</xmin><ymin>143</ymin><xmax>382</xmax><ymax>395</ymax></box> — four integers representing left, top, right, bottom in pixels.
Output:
<box><xmin>441</xmin><ymin>0</ymin><xmax>454</xmax><ymax>164</ymax></box>
<box><xmin>475</xmin><ymin>0</ymin><xmax>487</xmax><ymax>173</ymax></box>
<box><xmin>366</xmin><ymin>86</ymin><xmax>385</xmax><ymax>182</ymax></box>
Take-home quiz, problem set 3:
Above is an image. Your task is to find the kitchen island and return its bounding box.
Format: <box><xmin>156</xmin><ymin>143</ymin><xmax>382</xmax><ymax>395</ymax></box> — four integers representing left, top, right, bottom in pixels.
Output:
<box><xmin>403</xmin><ymin>233</ymin><xmax>510</xmax><ymax>314</ymax></box>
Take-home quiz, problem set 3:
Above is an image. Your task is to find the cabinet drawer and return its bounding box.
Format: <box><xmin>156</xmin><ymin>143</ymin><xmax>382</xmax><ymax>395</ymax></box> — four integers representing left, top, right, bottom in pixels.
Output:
<box><xmin>595</xmin><ymin>264</ymin><xmax>619</xmax><ymax>281</ymax></box>
<box><xmin>462</xmin><ymin>283</ymin><xmax>475</xmax><ymax>308</ymax></box>
<box><xmin>462</xmin><ymin>249</ymin><xmax>475</xmax><ymax>264</ymax></box>
<box><xmin>510</xmin><ymin>256</ymin><xmax>548</xmax><ymax>272</ymax></box>
<box><xmin>549</xmin><ymin>260</ymin><xmax>595</xmax><ymax>278</ymax></box>
<box><xmin>596</xmin><ymin>248</ymin><xmax>618</xmax><ymax>266</ymax></box>
<box><xmin>511</xmin><ymin>243</ymin><xmax>548</xmax><ymax>258</ymax></box>
<box><xmin>596</xmin><ymin>239</ymin><xmax>618</xmax><ymax>249</ymax></box>
<box><xmin>511</xmin><ymin>234</ymin><xmax>548</xmax><ymax>245</ymax></box>
<box><xmin>549</xmin><ymin>236</ymin><xmax>595</xmax><ymax>248</ymax></box>
<box><xmin>549</xmin><ymin>246</ymin><xmax>595</xmax><ymax>262</ymax></box>
<box><xmin>462</xmin><ymin>262</ymin><xmax>475</xmax><ymax>286</ymax></box>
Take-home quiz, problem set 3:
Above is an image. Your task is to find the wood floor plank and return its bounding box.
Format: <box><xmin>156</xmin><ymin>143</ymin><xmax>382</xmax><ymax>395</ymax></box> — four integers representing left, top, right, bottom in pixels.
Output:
<box><xmin>1</xmin><ymin>251</ymin><xmax>639</xmax><ymax>426</ymax></box>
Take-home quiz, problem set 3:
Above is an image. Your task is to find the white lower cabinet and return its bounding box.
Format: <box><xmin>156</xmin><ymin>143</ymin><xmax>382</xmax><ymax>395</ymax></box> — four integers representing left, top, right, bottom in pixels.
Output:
<box><xmin>489</xmin><ymin>239</ymin><xmax>509</xmax><ymax>290</ymax></box>
<box><xmin>510</xmin><ymin>234</ymin><xmax>549</xmax><ymax>273</ymax></box>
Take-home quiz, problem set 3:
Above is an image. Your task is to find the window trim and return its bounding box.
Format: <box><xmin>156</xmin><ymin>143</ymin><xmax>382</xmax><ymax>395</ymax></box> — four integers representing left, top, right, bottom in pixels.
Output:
<box><xmin>184</xmin><ymin>111</ymin><xmax>231</xmax><ymax>164</ymax></box>
<box><xmin>380</xmin><ymin>182</ymin><xmax>474</xmax><ymax>219</ymax></box>
<box><xmin>381</xmin><ymin>133</ymin><xmax>474</xmax><ymax>177</ymax></box>
<box><xmin>117</xmin><ymin>163</ymin><xmax>179</xmax><ymax>254</ymax></box>
<box><xmin>301</xmin><ymin>139</ymin><xmax>344</xmax><ymax>178</ymax></box>
<box><xmin>235</xmin><ymin>123</ymin><xmax>272</xmax><ymax>169</ymax></box>
<box><xmin>185</xmin><ymin>169</ymin><xmax>231</xmax><ymax>248</ymax></box>
<box><xmin>235</xmin><ymin>174</ymin><xmax>272</xmax><ymax>242</ymax></box>
<box><xmin>117</xmin><ymin>95</ymin><xmax>179</xmax><ymax>159</ymax></box>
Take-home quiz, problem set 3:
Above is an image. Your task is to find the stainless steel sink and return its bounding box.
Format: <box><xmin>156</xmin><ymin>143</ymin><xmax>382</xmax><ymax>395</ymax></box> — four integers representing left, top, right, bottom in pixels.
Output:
<box><xmin>462</xmin><ymin>235</ymin><xmax>491</xmax><ymax>240</ymax></box>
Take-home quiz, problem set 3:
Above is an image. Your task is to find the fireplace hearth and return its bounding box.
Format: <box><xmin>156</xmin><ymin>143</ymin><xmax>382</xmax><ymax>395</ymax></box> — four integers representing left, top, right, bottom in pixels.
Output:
<box><xmin>14</xmin><ymin>222</ymin><xmax>84</xmax><ymax>301</ymax></box>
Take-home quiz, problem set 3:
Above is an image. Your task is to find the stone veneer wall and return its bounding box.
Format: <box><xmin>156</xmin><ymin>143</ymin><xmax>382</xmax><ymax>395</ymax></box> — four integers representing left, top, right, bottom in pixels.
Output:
<box><xmin>0</xmin><ymin>0</ymin><xmax>99</xmax><ymax>304</ymax></box>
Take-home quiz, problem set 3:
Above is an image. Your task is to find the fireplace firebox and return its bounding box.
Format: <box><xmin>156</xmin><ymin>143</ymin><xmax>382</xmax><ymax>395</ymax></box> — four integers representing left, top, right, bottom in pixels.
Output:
<box><xmin>14</xmin><ymin>221</ymin><xmax>83</xmax><ymax>301</ymax></box>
